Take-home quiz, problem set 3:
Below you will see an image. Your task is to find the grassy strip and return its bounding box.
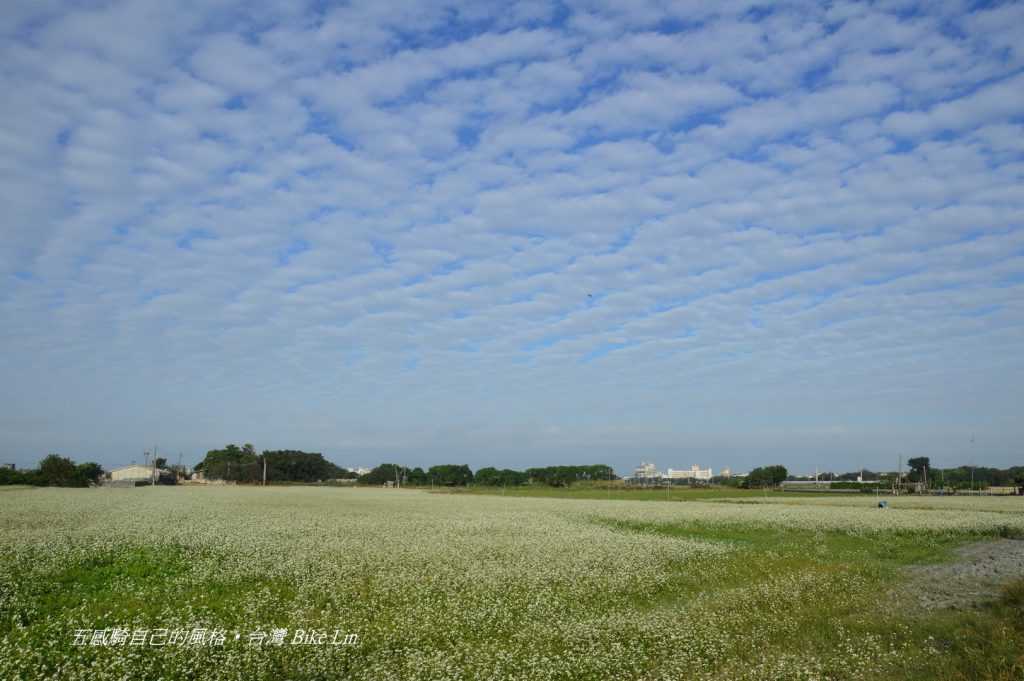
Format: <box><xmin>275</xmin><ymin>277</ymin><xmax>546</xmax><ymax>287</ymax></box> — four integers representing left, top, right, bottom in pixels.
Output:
<box><xmin>438</xmin><ymin>483</ymin><xmax>809</xmax><ymax>502</ymax></box>
<box><xmin>598</xmin><ymin>517</ymin><xmax>1024</xmax><ymax>680</ymax></box>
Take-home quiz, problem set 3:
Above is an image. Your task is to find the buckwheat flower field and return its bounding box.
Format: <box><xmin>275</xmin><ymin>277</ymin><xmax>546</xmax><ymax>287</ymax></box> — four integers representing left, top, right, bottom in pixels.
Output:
<box><xmin>1</xmin><ymin>487</ymin><xmax>1022</xmax><ymax>680</ymax></box>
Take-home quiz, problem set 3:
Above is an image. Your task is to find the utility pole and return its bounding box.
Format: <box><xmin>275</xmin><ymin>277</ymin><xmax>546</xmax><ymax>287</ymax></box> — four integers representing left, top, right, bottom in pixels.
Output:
<box><xmin>970</xmin><ymin>434</ymin><xmax>976</xmax><ymax>494</ymax></box>
<box><xmin>895</xmin><ymin>456</ymin><xmax>901</xmax><ymax>496</ymax></box>
<box><xmin>262</xmin><ymin>455</ymin><xmax>267</xmax><ymax>487</ymax></box>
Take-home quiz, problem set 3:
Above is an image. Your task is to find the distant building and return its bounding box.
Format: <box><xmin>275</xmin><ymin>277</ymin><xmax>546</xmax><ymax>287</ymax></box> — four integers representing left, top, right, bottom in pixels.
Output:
<box><xmin>986</xmin><ymin>486</ymin><xmax>1018</xmax><ymax>496</ymax></box>
<box><xmin>633</xmin><ymin>462</ymin><xmax>660</xmax><ymax>480</ymax></box>
<box><xmin>110</xmin><ymin>464</ymin><xmax>155</xmax><ymax>481</ymax></box>
<box><xmin>666</xmin><ymin>465</ymin><xmax>712</xmax><ymax>481</ymax></box>
<box><xmin>109</xmin><ymin>464</ymin><xmax>175</xmax><ymax>484</ymax></box>
<box><xmin>719</xmin><ymin>467</ymin><xmax>732</xmax><ymax>478</ymax></box>
<box><xmin>110</xmin><ymin>464</ymin><xmax>156</xmax><ymax>482</ymax></box>
<box><xmin>2</xmin><ymin>463</ymin><xmax>15</xmax><ymax>471</ymax></box>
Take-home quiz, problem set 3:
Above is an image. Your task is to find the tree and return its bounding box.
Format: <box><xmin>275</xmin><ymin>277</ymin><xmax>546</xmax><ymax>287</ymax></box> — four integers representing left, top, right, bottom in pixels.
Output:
<box><xmin>0</xmin><ymin>467</ymin><xmax>27</xmax><ymax>485</ymax></box>
<box><xmin>260</xmin><ymin>450</ymin><xmax>347</xmax><ymax>482</ymax></box>
<box><xmin>359</xmin><ymin>463</ymin><xmax>405</xmax><ymax>486</ymax></box>
<box><xmin>406</xmin><ymin>467</ymin><xmax>428</xmax><ymax>485</ymax></box>
<box><xmin>745</xmin><ymin>465</ymin><xmax>788</xmax><ymax>488</ymax></box>
<box><xmin>525</xmin><ymin>465</ymin><xmax>616</xmax><ymax>487</ymax></box>
<box><xmin>427</xmin><ymin>464</ymin><xmax>474</xmax><ymax>486</ymax></box>
<box><xmin>75</xmin><ymin>462</ymin><xmax>104</xmax><ymax>486</ymax></box>
<box><xmin>39</xmin><ymin>454</ymin><xmax>77</xmax><ymax>486</ymax></box>
<box><xmin>154</xmin><ymin>457</ymin><xmax>167</xmax><ymax>469</ymax></box>
<box><xmin>197</xmin><ymin>444</ymin><xmax>260</xmax><ymax>482</ymax></box>
<box><xmin>907</xmin><ymin>457</ymin><xmax>930</xmax><ymax>483</ymax></box>
<box><xmin>475</xmin><ymin>467</ymin><xmax>529</xmax><ymax>486</ymax></box>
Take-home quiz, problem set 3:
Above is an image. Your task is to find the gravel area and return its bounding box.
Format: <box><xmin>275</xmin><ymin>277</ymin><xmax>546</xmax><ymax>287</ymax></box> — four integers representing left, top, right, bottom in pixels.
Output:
<box><xmin>903</xmin><ymin>538</ymin><xmax>1024</xmax><ymax>610</ymax></box>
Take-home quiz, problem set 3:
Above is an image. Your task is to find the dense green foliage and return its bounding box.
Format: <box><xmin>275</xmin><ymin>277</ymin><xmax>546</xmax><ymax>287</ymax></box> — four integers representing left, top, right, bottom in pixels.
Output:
<box><xmin>474</xmin><ymin>467</ymin><xmax>529</xmax><ymax>486</ymax></box>
<box><xmin>933</xmin><ymin>464</ymin><xmax>1024</xmax><ymax>489</ymax></box>
<box><xmin>357</xmin><ymin>463</ymin><xmax>617</xmax><ymax>488</ymax></box>
<box><xmin>744</xmin><ymin>464</ymin><xmax>788</xmax><ymax>488</ymax></box>
<box><xmin>195</xmin><ymin>445</ymin><xmax>349</xmax><ymax>483</ymax></box>
<box><xmin>358</xmin><ymin>463</ymin><xmax>475</xmax><ymax>486</ymax></box>
<box><xmin>0</xmin><ymin>454</ymin><xmax>104</xmax><ymax>487</ymax></box>
<box><xmin>262</xmin><ymin>450</ymin><xmax>352</xmax><ymax>482</ymax></box>
<box><xmin>907</xmin><ymin>456</ymin><xmax>930</xmax><ymax>482</ymax></box>
<box><xmin>358</xmin><ymin>463</ymin><xmax>406</xmax><ymax>485</ymax></box>
<box><xmin>525</xmin><ymin>464</ymin><xmax>617</xmax><ymax>487</ymax></box>
<box><xmin>788</xmin><ymin>462</ymin><xmax>1024</xmax><ymax>490</ymax></box>
<box><xmin>427</xmin><ymin>463</ymin><xmax>474</xmax><ymax>486</ymax></box>
<box><xmin>404</xmin><ymin>467</ymin><xmax>428</xmax><ymax>484</ymax></box>
<box><xmin>194</xmin><ymin>444</ymin><xmax>259</xmax><ymax>481</ymax></box>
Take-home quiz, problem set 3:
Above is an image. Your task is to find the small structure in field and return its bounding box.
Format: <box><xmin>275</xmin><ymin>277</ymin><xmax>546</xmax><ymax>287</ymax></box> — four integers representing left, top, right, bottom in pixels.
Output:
<box><xmin>110</xmin><ymin>464</ymin><xmax>155</xmax><ymax>482</ymax></box>
<box><xmin>108</xmin><ymin>464</ymin><xmax>176</xmax><ymax>486</ymax></box>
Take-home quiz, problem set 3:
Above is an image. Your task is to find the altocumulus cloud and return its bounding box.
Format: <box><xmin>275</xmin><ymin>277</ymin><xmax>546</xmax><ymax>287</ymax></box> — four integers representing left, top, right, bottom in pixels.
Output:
<box><xmin>1</xmin><ymin>0</ymin><xmax>1022</xmax><ymax>472</ymax></box>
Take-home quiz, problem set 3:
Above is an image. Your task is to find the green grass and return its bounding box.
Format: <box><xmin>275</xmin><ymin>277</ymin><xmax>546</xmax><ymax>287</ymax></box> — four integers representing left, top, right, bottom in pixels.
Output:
<box><xmin>589</xmin><ymin>516</ymin><xmax>1024</xmax><ymax>680</ymax></box>
<box><xmin>441</xmin><ymin>481</ymin><xmax>792</xmax><ymax>501</ymax></box>
<box><xmin>892</xmin><ymin>579</ymin><xmax>1024</xmax><ymax>681</ymax></box>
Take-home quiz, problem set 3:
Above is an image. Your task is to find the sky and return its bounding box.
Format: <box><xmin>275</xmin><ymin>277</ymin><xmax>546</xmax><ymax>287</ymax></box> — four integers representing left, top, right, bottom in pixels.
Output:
<box><xmin>1</xmin><ymin>0</ymin><xmax>1022</xmax><ymax>476</ymax></box>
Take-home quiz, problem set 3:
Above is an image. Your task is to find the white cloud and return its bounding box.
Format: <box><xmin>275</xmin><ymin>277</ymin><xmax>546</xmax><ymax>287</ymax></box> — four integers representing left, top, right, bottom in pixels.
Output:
<box><xmin>1</xmin><ymin>0</ymin><xmax>1022</xmax><ymax>472</ymax></box>
<box><xmin>883</xmin><ymin>73</ymin><xmax>1024</xmax><ymax>138</ymax></box>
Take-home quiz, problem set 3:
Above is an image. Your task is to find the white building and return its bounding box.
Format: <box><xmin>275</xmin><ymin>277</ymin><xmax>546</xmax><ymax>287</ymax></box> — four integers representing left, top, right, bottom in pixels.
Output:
<box><xmin>666</xmin><ymin>464</ymin><xmax>713</xmax><ymax>480</ymax></box>
<box><xmin>633</xmin><ymin>461</ymin><xmax>660</xmax><ymax>479</ymax></box>
<box><xmin>110</xmin><ymin>464</ymin><xmax>157</xmax><ymax>482</ymax></box>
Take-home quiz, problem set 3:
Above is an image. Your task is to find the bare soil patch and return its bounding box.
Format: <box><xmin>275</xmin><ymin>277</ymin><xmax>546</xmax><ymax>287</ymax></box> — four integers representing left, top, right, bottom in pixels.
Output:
<box><xmin>903</xmin><ymin>538</ymin><xmax>1024</xmax><ymax>611</ymax></box>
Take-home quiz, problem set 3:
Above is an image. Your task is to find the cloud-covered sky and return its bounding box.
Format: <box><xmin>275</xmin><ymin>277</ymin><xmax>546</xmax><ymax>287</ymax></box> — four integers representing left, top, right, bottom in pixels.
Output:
<box><xmin>2</xmin><ymin>0</ymin><xmax>1022</xmax><ymax>474</ymax></box>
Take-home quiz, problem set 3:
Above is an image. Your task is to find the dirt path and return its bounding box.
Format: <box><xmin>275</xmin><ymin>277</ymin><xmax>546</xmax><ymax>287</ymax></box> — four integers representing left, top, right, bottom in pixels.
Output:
<box><xmin>903</xmin><ymin>538</ymin><xmax>1024</xmax><ymax>610</ymax></box>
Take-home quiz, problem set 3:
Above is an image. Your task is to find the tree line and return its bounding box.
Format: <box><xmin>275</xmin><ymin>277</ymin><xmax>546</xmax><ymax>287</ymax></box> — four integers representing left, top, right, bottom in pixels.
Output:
<box><xmin>767</xmin><ymin>457</ymin><xmax>1024</xmax><ymax>490</ymax></box>
<box><xmin>356</xmin><ymin>463</ymin><xmax>617</xmax><ymax>487</ymax></box>
<box><xmin>902</xmin><ymin>458</ymin><xmax>1024</xmax><ymax>489</ymax></box>
<box><xmin>5</xmin><ymin>448</ymin><xmax>1020</xmax><ymax>492</ymax></box>
<box><xmin>0</xmin><ymin>454</ymin><xmax>104</xmax><ymax>487</ymax></box>
<box><xmin>184</xmin><ymin>447</ymin><xmax>621</xmax><ymax>487</ymax></box>
<box><xmin>358</xmin><ymin>463</ymin><xmax>473</xmax><ymax>486</ymax></box>
<box><xmin>195</xmin><ymin>444</ymin><xmax>356</xmax><ymax>483</ymax></box>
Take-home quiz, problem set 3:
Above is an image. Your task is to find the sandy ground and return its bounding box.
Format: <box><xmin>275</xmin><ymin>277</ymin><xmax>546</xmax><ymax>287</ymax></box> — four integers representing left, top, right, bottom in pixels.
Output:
<box><xmin>903</xmin><ymin>538</ymin><xmax>1024</xmax><ymax>610</ymax></box>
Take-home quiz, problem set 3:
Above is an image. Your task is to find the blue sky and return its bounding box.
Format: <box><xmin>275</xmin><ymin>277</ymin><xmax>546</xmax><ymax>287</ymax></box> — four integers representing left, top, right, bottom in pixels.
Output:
<box><xmin>1</xmin><ymin>0</ymin><xmax>1022</xmax><ymax>475</ymax></box>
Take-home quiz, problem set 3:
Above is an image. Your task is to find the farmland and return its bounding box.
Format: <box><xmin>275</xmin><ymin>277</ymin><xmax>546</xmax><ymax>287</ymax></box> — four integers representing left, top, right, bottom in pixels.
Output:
<box><xmin>1</xmin><ymin>487</ymin><xmax>1023</xmax><ymax>680</ymax></box>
